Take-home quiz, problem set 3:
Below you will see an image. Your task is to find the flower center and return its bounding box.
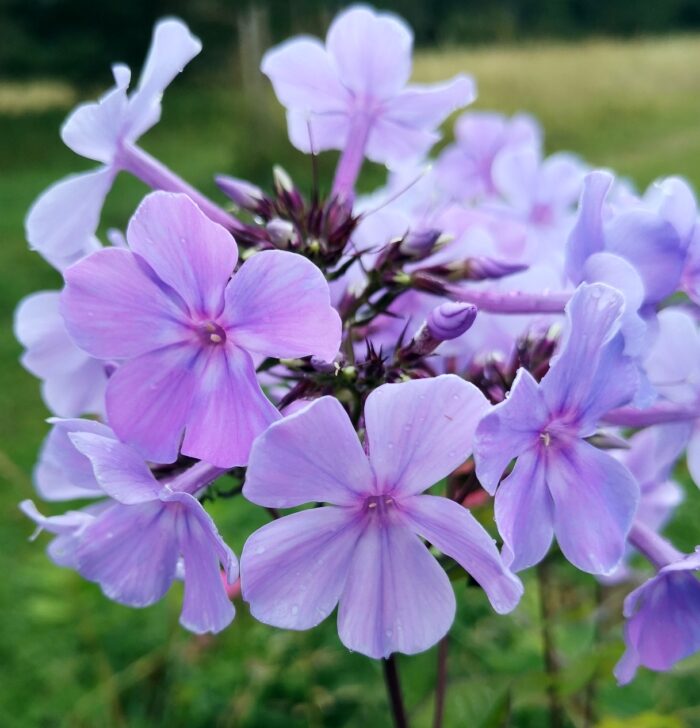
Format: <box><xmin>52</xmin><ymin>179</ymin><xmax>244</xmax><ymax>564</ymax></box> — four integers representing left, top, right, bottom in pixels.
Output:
<box><xmin>364</xmin><ymin>494</ymin><xmax>395</xmax><ymax>517</ymax></box>
<box><xmin>540</xmin><ymin>430</ymin><xmax>552</xmax><ymax>447</ymax></box>
<box><xmin>198</xmin><ymin>321</ymin><xmax>227</xmax><ymax>346</ymax></box>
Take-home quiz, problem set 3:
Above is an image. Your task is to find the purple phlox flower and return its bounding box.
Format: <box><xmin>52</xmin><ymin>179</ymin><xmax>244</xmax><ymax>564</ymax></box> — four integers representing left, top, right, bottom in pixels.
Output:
<box><xmin>474</xmin><ymin>282</ymin><xmax>641</xmax><ymax>575</ymax></box>
<box><xmin>615</xmin><ymin>547</ymin><xmax>700</xmax><ymax>685</ymax></box>
<box><xmin>14</xmin><ymin>291</ymin><xmax>108</xmax><ymax>417</ymax></box>
<box><xmin>26</xmin><ymin>19</ymin><xmax>201</xmax><ymax>267</ymax></box>
<box><xmin>489</xmin><ymin>145</ymin><xmax>586</xmax><ymax>238</ymax></box>
<box><xmin>262</xmin><ymin>5</ymin><xmax>475</xmax><ymax>197</ymax></box>
<box><xmin>22</xmin><ymin>423</ymin><xmax>236</xmax><ymax>634</ymax></box>
<box><xmin>567</xmin><ymin>170</ymin><xmax>686</xmax><ymax>310</ymax></box>
<box><xmin>241</xmin><ymin>375</ymin><xmax>523</xmax><ymax>659</ymax></box>
<box><xmin>436</xmin><ymin>111</ymin><xmax>542</xmax><ymax>201</ymax></box>
<box><xmin>602</xmin><ymin>424</ymin><xmax>689</xmax><ymax>585</ymax></box>
<box><xmin>61</xmin><ymin>191</ymin><xmax>341</xmax><ymax>467</ymax></box>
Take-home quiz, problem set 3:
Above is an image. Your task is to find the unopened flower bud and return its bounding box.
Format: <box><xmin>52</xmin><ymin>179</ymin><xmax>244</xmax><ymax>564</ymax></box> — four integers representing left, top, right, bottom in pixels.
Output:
<box><xmin>463</xmin><ymin>256</ymin><xmax>528</xmax><ymax>281</ymax></box>
<box><xmin>266</xmin><ymin>218</ymin><xmax>297</xmax><ymax>248</ymax></box>
<box><xmin>427</xmin><ymin>302</ymin><xmax>478</xmax><ymax>341</ymax></box>
<box><xmin>400</xmin><ymin>302</ymin><xmax>478</xmax><ymax>361</ymax></box>
<box><xmin>216</xmin><ymin>175</ymin><xmax>265</xmax><ymax>210</ymax></box>
<box><xmin>399</xmin><ymin>229</ymin><xmax>447</xmax><ymax>258</ymax></box>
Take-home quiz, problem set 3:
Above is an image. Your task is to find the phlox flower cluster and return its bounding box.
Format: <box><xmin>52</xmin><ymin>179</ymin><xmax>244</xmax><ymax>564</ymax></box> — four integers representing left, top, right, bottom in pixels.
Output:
<box><xmin>14</xmin><ymin>4</ymin><xmax>700</xmax><ymax>696</ymax></box>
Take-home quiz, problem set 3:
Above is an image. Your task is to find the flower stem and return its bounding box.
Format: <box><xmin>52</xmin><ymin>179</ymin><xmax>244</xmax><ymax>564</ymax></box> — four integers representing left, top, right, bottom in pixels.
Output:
<box><xmin>448</xmin><ymin>286</ymin><xmax>570</xmax><ymax>314</ymax></box>
<box><xmin>331</xmin><ymin>114</ymin><xmax>372</xmax><ymax>203</ymax></box>
<box><xmin>383</xmin><ymin>654</ymin><xmax>409</xmax><ymax>728</ymax></box>
<box><xmin>433</xmin><ymin>636</ymin><xmax>449</xmax><ymax>728</ymax></box>
<box><xmin>537</xmin><ymin>559</ymin><xmax>564</xmax><ymax>728</ymax></box>
<box><xmin>118</xmin><ymin>143</ymin><xmax>246</xmax><ymax>233</ymax></box>
<box><xmin>604</xmin><ymin>403</ymin><xmax>697</xmax><ymax>428</ymax></box>
<box><xmin>628</xmin><ymin>522</ymin><xmax>683</xmax><ymax>569</ymax></box>
<box><xmin>173</xmin><ymin>462</ymin><xmax>228</xmax><ymax>497</ymax></box>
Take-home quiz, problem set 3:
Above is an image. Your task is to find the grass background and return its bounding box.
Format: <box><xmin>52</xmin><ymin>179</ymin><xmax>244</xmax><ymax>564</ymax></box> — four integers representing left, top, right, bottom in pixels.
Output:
<box><xmin>2</xmin><ymin>36</ymin><xmax>700</xmax><ymax>726</ymax></box>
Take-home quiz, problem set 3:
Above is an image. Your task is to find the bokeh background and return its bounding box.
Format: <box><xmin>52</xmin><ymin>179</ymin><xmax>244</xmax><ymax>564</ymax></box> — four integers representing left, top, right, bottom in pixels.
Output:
<box><xmin>2</xmin><ymin>1</ymin><xmax>700</xmax><ymax>726</ymax></box>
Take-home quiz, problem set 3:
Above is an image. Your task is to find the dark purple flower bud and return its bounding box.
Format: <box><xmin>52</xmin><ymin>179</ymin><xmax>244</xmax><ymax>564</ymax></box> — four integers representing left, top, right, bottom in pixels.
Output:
<box><xmin>266</xmin><ymin>218</ymin><xmax>298</xmax><ymax>248</ymax></box>
<box><xmin>216</xmin><ymin>175</ymin><xmax>266</xmax><ymax>210</ymax></box>
<box><xmin>399</xmin><ymin>229</ymin><xmax>448</xmax><ymax>258</ymax></box>
<box><xmin>273</xmin><ymin>165</ymin><xmax>305</xmax><ymax>213</ymax></box>
<box><xmin>427</xmin><ymin>302</ymin><xmax>478</xmax><ymax>341</ymax></box>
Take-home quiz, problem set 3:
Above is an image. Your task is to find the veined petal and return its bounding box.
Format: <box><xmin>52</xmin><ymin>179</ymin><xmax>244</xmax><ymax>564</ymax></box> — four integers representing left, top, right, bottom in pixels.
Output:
<box><xmin>566</xmin><ymin>170</ymin><xmax>612</xmax><ymax>284</ymax></box>
<box><xmin>261</xmin><ymin>37</ymin><xmax>349</xmax><ymax>113</ymax></box>
<box><xmin>286</xmin><ymin>110</ymin><xmax>349</xmax><ymax>153</ymax></box>
<box><xmin>494</xmin><ymin>448</ymin><xmax>554</xmax><ymax>571</ymax></box>
<box><xmin>69</xmin><ymin>432</ymin><xmax>160</xmax><ymax>504</ymax></box>
<box><xmin>34</xmin><ymin>418</ymin><xmax>114</xmax><ymax>501</ymax></box>
<box><xmin>365</xmin><ymin>375</ymin><xmax>490</xmax><ymax>497</ymax></box>
<box><xmin>26</xmin><ymin>166</ymin><xmax>116</xmax><ymax>265</ymax></box>
<box><xmin>181</xmin><ymin>344</ymin><xmax>279</xmax><ymax>467</ymax></box>
<box><xmin>364</xmin><ymin>119</ymin><xmax>438</xmax><ymax>168</ymax></box>
<box><xmin>338</xmin><ymin>517</ymin><xmax>455</xmax><ymax>658</ymax></box>
<box><xmin>241</xmin><ymin>506</ymin><xmax>361</xmax><ymax>630</ymax></box>
<box><xmin>106</xmin><ymin>343</ymin><xmax>199</xmax><ymax>464</ymax></box>
<box><xmin>165</xmin><ymin>491</ymin><xmax>237</xmax><ymax>634</ymax></box>
<box><xmin>547</xmin><ymin>439</ymin><xmax>639</xmax><ymax>575</ymax></box>
<box><xmin>125</xmin><ymin>18</ymin><xmax>202</xmax><ymax>141</ymax></box>
<box><xmin>244</xmin><ymin>396</ymin><xmax>373</xmax><ymax>508</ymax></box>
<box><xmin>61</xmin><ymin>247</ymin><xmax>190</xmax><ymax>359</ymax></box>
<box><xmin>126</xmin><ymin>192</ymin><xmax>237</xmax><ymax>319</ymax></box>
<box><xmin>383</xmin><ymin>76</ymin><xmax>475</xmax><ymax>129</ymax></box>
<box><xmin>60</xmin><ymin>67</ymin><xmax>130</xmax><ymax>163</ymax></box>
<box><xmin>223</xmin><ymin>249</ymin><xmax>341</xmax><ymax>361</ymax></box>
<box><xmin>76</xmin><ymin>500</ymin><xmax>179</xmax><ymax>607</ymax></box>
<box><xmin>607</xmin><ymin>209</ymin><xmax>685</xmax><ymax>304</ymax></box>
<box><xmin>326</xmin><ymin>5</ymin><xmax>412</xmax><ymax>100</ymax></box>
<box><xmin>474</xmin><ymin>369</ymin><xmax>548</xmax><ymax>494</ymax></box>
<box><xmin>542</xmin><ymin>283</ymin><xmax>637</xmax><ymax>430</ymax></box>
<box><xmin>402</xmin><ymin>495</ymin><xmax>523</xmax><ymax>613</ymax></box>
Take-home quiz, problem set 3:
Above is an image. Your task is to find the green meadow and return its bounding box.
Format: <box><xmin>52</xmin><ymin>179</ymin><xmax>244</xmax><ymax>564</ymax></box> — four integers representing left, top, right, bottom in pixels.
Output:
<box><xmin>1</xmin><ymin>36</ymin><xmax>700</xmax><ymax>727</ymax></box>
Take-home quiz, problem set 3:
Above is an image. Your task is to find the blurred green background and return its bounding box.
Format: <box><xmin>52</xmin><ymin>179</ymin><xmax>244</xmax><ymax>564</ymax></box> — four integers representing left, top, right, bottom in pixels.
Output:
<box><xmin>2</xmin><ymin>2</ymin><xmax>700</xmax><ymax>726</ymax></box>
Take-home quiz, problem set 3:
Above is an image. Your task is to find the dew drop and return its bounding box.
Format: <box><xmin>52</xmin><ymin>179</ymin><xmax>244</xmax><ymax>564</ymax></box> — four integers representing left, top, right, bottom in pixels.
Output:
<box><xmin>255</xmin><ymin>545</ymin><xmax>266</xmax><ymax>555</ymax></box>
<box><xmin>291</xmin><ymin>604</ymin><xmax>299</xmax><ymax>616</ymax></box>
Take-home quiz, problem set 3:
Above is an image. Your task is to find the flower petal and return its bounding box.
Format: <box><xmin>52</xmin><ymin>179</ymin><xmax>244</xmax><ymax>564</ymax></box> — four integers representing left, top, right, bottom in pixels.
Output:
<box><xmin>76</xmin><ymin>500</ymin><xmax>179</xmax><ymax>607</ymax></box>
<box><xmin>34</xmin><ymin>418</ymin><xmax>114</xmax><ymax>501</ymax></box>
<box><xmin>474</xmin><ymin>369</ymin><xmax>548</xmax><ymax>493</ymax></box>
<box><xmin>60</xmin><ymin>67</ymin><xmax>130</xmax><ymax>163</ymax></box>
<box><xmin>69</xmin><ymin>432</ymin><xmax>160</xmax><ymax>504</ymax></box>
<box><xmin>241</xmin><ymin>506</ymin><xmax>361</xmax><ymax>630</ymax></box>
<box><xmin>326</xmin><ymin>6</ymin><xmax>412</xmax><ymax>100</ymax></box>
<box><xmin>547</xmin><ymin>439</ymin><xmax>639</xmax><ymax>575</ymax></box>
<box><xmin>244</xmin><ymin>396</ymin><xmax>373</xmax><ymax>508</ymax></box>
<box><xmin>286</xmin><ymin>110</ymin><xmax>349</xmax><ymax>153</ymax></box>
<box><xmin>163</xmin><ymin>491</ymin><xmax>237</xmax><ymax>634</ymax></box>
<box><xmin>338</xmin><ymin>517</ymin><xmax>455</xmax><ymax>658</ymax></box>
<box><xmin>402</xmin><ymin>495</ymin><xmax>523</xmax><ymax>613</ymax></box>
<box><xmin>607</xmin><ymin>209</ymin><xmax>685</xmax><ymax>304</ymax></box>
<box><xmin>565</xmin><ymin>170</ymin><xmax>612</xmax><ymax>284</ymax></box>
<box><xmin>365</xmin><ymin>375</ymin><xmax>489</xmax><ymax>498</ymax></box>
<box><xmin>542</xmin><ymin>283</ymin><xmax>637</xmax><ymax>431</ymax></box>
<box><xmin>126</xmin><ymin>191</ymin><xmax>237</xmax><ymax>319</ymax></box>
<box><xmin>26</xmin><ymin>167</ymin><xmax>116</xmax><ymax>267</ymax></box>
<box><xmin>125</xmin><ymin>19</ymin><xmax>202</xmax><ymax>140</ymax></box>
<box><xmin>223</xmin><ymin>249</ymin><xmax>341</xmax><ymax>361</ymax></box>
<box><xmin>494</xmin><ymin>448</ymin><xmax>555</xmax><ymax>571</ymax></box>
<box><xmin>61</xmin><ymin>247</ymin><xmax>190</xmax><ymax>359</ymax></box>
<box><xmin>383</xmin><ymin>76</ymin><xmax>475</xmax><ymax>130</ymax></box>
<box><xmin>106</xmin><ymin>343</ymin><xmax>199</xmax><ymax>464</ymax></box>
<box><xmin>261</xmin><ymin>37</ymin><xmax>348</xmax><ymax>113</ymax></box>
<box><xmin>181</xmin><ymin>344</ymin><xmax>279</xmax><ymax>467</ymax></box>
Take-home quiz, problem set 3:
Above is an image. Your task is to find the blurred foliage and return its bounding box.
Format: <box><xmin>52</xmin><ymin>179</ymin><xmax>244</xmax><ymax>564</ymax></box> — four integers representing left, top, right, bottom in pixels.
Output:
<box><xmin>2</xmin><ymin>0</ymin><xmax>700</xmax><ymax>84</ymax></box>
<box><xmin>1</xmin><ymin>33</ymin><xmax>700</xmax><ymax>727</ymax></box>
